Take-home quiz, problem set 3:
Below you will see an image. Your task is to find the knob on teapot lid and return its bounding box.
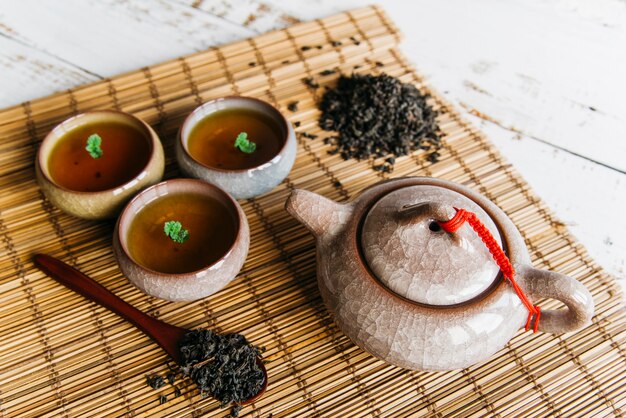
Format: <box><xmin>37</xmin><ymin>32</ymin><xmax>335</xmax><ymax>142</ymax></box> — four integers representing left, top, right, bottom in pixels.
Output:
<box><xmin>360</xmin><ymin>185</ymin><xmax>503</xmax><ymax>306</ymax></box>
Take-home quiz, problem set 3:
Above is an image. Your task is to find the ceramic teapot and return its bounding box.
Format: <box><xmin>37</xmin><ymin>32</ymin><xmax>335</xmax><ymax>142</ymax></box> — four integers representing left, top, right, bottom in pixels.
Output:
<box><xmin>285</xmin><ymin>177</ymin><xmax>594</xmax><ymax>371</ymax></box>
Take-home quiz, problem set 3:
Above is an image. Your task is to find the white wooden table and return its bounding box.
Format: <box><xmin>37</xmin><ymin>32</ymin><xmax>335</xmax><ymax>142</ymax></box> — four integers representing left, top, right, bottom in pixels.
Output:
<box><xmin>1</xmin><ymin>0</ymin><xmax>624</xmax><ymax>290</ymax></box>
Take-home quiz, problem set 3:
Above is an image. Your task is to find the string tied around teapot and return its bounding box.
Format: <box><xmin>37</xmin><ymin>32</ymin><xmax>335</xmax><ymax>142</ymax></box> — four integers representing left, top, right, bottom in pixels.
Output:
<box><xmin>438</xmin><ymin>208</ymin><xmax>541</xmax><ymax>333</ymax></box>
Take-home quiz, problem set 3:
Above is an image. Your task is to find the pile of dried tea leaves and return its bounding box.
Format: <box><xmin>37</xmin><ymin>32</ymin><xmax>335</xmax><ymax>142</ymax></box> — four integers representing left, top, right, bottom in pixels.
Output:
<box><xmin>318</xmin><ymin>73</ymin><xmax>442</xmax><ymax>170</ymax></box>
<box><xmin>179</xmin><ymin>329</ymin><xmax>264</xmax><ymax>417</ymax></box>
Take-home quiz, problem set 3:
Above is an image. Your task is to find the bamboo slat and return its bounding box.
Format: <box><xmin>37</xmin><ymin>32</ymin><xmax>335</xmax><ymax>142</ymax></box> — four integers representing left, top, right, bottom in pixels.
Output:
<box><xmin>0</xmin><ymin>5</ymin><xmax>624</xmax><ymax>417</ymax></box>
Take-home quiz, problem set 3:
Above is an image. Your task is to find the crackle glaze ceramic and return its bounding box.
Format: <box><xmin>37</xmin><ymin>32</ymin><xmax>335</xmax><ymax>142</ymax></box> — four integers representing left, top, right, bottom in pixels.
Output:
<box><xmin>36</xmin><ymin>110</ymin><xmax>165</xmax><ymax>220</ymax></box>
<box><xmin>285</xmin><ymin>177</ymin><xmax>594</xmax><ymax>371</ymax></box>
<box><xmin>176</xmin><ymin>96</ymin><xmax>297</xmax><ymax>200</ymax></box>
<box><xmin>113</xmin><ymin>179</ymin><xmax>249</xmax><ymax>302</ymax></box>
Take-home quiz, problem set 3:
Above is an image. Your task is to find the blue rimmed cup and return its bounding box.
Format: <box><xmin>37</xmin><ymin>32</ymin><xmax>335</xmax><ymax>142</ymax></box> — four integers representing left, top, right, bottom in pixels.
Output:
<box><xmin>176</xmin><ymin>96</ymin><xmax>297</xmax><ymax>199</ymax></box>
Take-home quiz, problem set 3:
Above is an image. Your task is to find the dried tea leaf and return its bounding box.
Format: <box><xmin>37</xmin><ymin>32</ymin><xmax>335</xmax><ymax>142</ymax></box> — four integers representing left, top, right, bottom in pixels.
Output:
<box><xmin>318</xmin><ymin>73</ymin><xmax>442</xmax><ymax>166</ymax></box>
<box><xmin>179</xmin><ymin>329</ymin><xmax>264</xmax><ymax>417</ymax></box>
<box><xmin>146</xmin><ymin>375</ymin><xmax>165</xmax><ymax>389</ymax></box>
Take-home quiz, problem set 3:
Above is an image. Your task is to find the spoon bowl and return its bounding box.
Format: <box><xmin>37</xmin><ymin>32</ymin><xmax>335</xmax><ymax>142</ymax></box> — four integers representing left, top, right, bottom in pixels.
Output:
<box><xmin>33</xmin><ymin>253</ymin><xmax>267</xmax><ymax>405</ymax></box>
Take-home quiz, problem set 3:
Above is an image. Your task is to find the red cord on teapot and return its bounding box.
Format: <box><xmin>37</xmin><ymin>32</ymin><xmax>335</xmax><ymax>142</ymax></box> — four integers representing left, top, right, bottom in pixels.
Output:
<box><xmin>438</xmin><ymin>208</ymin><xmax>541</xmax><ymax>333</ymax></box>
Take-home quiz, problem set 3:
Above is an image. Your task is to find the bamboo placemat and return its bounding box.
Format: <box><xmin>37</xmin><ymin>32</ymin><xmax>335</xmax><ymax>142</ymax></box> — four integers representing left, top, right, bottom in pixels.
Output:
<box><xmin>1</xmin><ymin>6</ymin><xmax>624</xmax><ymax>417</ymax></box>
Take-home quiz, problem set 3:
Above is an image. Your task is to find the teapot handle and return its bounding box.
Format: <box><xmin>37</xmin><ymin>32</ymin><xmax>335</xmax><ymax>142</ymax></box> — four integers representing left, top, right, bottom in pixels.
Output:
<box><xmin>518</xmin><ymin>265</ymin><xmax>594</xmax><ymax>333</ymax></box>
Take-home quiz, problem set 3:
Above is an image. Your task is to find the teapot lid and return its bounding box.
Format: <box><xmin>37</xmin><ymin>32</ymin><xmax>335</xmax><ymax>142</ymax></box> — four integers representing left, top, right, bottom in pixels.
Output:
<box><xmin>360</xmin><ymin>185</ymin><xmax>502</xmax><ymax>306</ymax></box>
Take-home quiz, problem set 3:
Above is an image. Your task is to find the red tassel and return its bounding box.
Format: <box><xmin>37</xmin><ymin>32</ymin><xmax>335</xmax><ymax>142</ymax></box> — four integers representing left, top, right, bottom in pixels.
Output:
<box><xmin>438</xmin><ymin>208</ymin><xmax>541</xmax><ymax>333</ymax></box>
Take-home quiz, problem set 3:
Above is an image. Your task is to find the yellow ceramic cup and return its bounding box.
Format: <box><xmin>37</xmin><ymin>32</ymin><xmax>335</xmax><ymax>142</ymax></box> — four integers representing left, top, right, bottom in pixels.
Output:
<box><xmin>36</xmin><ymin>110</ymin><xmax>165</xmax><ymax>220</ymax></box>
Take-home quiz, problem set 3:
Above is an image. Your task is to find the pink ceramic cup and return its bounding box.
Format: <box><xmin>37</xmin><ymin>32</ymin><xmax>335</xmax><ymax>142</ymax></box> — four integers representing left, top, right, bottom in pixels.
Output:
<box><xmin>113</xmin><ymin>179</ymin><xmax>250</xmax><ymax>302</ymax></box>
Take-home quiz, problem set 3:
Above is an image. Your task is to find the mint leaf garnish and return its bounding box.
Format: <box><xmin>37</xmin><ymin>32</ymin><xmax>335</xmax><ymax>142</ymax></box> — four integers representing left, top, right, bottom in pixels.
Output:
<box><xmin>164</xmin><ymin>220</ymin><xmax>189</xmax><ymax>244</ymax></box>
<box><xmin>234</xmin><ymin>132</ymin><xmax>256</xmax><ymax>154</ymax></box>
<box><xmin>85</xmin><ymin>134</ymin><xmax>103</xmax><ymax>159</ymax></box>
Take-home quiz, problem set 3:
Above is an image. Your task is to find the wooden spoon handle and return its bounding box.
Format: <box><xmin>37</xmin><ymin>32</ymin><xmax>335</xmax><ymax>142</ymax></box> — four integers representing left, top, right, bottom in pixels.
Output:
<box><xmin>33</xmin><ymin>254</ymin><xmax>186</xmax><ymax>364</ymax></box>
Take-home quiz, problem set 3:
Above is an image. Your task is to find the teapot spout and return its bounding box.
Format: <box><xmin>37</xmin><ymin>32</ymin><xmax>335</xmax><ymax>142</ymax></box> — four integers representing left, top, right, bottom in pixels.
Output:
<box><xmin>285</xmin><ymin>189</ymin><xmax>351</xmax><ymax>240</ymax></box>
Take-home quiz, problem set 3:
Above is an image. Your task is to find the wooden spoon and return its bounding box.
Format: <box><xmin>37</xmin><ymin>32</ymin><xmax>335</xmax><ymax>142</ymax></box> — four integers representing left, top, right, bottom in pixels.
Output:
<box><xmin>33</xmin><ymin>253</ymin><xmax>267</xmax><ymax>405</ymax></box>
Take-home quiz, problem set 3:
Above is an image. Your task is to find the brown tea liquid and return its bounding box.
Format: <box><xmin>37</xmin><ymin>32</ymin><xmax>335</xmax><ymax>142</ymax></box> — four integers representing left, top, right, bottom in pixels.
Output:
<box><xmin>187</xmin><ymin>108</ymin><xmax>283</xmax><ymax>170</ymax></box>
<box><xmin>47</xmin><ymin>121</ymin><xmax>151</xmax><ymax>192</ymax></box>
<box><xmin>126</xmin><ymin>192</ymin><xmax>237</xmax><ymax>274</ymax></box>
